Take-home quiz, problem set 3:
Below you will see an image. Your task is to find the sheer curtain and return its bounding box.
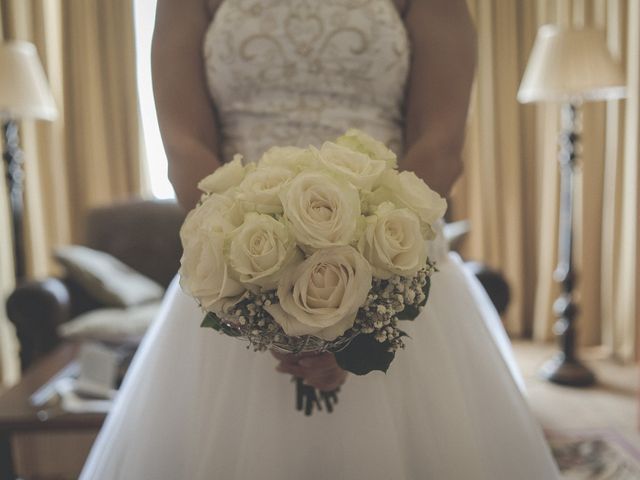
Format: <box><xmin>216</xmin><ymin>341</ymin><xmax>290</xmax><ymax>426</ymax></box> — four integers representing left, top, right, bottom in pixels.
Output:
<box><xmin>0</xmin><ymin>122</ymin><xmax>19</xmax><ymax>387</ymax></box>
<box><xmin>0</xmin><ymin>222</ymin><xmax>19</xmax><ymax>387</ymax></box>
<box><xmin>0</xmin><ymin>5</ymin><xmax>19</xmax><ymax>387</ymax></box>
<box><xmin>134</xmin><ymin>0</ymin><xmax>173</xmax><ymax>200</ymax></box>
<box><xmin>455</xmin><ymin>0</ymin><xmax>639</xmax><ymax>361</ymax></box>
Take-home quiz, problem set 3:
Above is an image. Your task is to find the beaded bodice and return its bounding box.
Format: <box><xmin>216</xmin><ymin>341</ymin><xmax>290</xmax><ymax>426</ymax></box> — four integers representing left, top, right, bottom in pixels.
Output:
<box><xmin>203</xmin><ymin>0</ymin><xmax>410</xmax><ymax>162</ymax></box>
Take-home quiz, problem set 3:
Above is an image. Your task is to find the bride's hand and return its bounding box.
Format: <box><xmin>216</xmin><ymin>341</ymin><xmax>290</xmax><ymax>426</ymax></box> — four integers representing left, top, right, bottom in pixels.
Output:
<box><xmin>272</xmin><ymin>351</ymin><xmax>347</xmax><ymax>392</ymax></box>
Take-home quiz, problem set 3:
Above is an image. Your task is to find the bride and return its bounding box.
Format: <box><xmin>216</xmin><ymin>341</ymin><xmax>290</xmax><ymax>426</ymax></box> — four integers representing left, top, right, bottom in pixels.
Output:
<box><xmin>81</xmin><ymin>0</ymin><xmax>561</xmax><ymax>478</ymax></box>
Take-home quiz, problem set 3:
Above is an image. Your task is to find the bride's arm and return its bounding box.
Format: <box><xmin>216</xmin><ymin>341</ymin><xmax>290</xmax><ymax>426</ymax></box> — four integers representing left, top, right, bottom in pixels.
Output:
<box><xmin>277</xmin><ymin>1</ymin><xmax>476</xmax><ymax>391</ymax></box>
<box><xmin>401</xmin><ymin>0</ymin><xmax>477</xmax><ymax>197</ymax></box>
<box><xmin>154</xmin><ymin>0</ymin><xmax>344</xmax><ymax>391</ymax></box>
<box><xmin>153</xmin><ymin>0</ymin><xmax>223</xmax><ymax>210</ymax></box>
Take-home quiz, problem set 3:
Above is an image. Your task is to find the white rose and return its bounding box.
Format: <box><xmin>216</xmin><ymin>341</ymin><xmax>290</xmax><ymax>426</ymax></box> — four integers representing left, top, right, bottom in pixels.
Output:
<box><xmin>197</xmin><ymin>154</ymin><xmax>249</xmax><ymax>194</ymax></box>
<box><xmin>280</xmin><ymin>172</ymin><xmax>361</xmax><ymax>250</ymax></box>
<box><xmin>318</xmin><ymin>141</ymin><xmax>387</xmax><ymax>191</ymax></box>
<box><xmin>335</xmin><ymin>128</ymin><xmax>398</xmax><ymax>169</ymax></box>
<box><xmin>237</xmin><ymin>166</ymin><xmax>295</xmax><ymax>214</ymax></box>
<box><xmin>228</xmin><ymin>213</ymin><xmax>302</xmax><ymax>290</ymax></box>
<box><xmin>358</xmin><ymin>203</ymin><xmax>427</xmax><ymax>279</ymax></box>
<box><xmin>179</xmin><ymin>198</ymin><xmax>244</xmax><ymax>313</ymax></box>
<box><xmin>257</xmin><ymin>146</ymin><xmax>317</xmax><ymax>173</ymax></box>
<box><xmin>193</xmin><ymin>193</ymin><xmax>244</xmax><ymax>233</ymax></box>
<box><xmin>265</xmin><ymin>246</ymin><xmax>372</xmax><ymax>340</ymax></box>
<box><xmin>369</xmin><ymin>170</ymin><xmax>447</xmax><ymax>238</ymax></box>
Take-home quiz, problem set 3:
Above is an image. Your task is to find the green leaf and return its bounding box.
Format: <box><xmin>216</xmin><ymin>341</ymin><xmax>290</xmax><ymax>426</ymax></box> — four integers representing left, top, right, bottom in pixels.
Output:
<box><xmin>201</xmin><ymin>312</ymin><xmax>223</xmax><ymax>329</ymax></box>
<box><xmin>397</xmin><ymin>303</ymin><xmax>421</xmax><ymax>321</ymax></box>
<box><xmin>397</xmin><ymin>276</ymin><xmax>431</xmax><ymax>321</ymax></box>
<box><xmin>201</xmin><ymin>312</ymin><xmax>241</xmax><ymax>337</ymax></box>
<box><xmin>335</xmin><ymin>333</ymin><xmax>395</xmax><ymax>375</ymax></box>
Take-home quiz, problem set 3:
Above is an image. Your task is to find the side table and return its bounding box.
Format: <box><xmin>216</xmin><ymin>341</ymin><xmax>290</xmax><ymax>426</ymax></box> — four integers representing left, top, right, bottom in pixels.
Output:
<box><xmin>0</xmin><ymin>343</ymin><xmax>105</xmax><ymax>480</ymax></box>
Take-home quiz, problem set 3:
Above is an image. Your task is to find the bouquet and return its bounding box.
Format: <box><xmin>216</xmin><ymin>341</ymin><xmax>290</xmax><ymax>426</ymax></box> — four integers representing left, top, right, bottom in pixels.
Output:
<box><xmin>179</xmin><ymin>129</ymin><xmax>447</xmax><ymax>414</ymax></box>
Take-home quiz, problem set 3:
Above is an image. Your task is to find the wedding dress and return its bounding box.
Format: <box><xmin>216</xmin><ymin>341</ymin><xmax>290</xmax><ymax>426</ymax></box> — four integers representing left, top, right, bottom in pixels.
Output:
<box><xmin>81</xmin><ymin>1</ymin><xmax>560</xmax><ymax>478</ymax></box>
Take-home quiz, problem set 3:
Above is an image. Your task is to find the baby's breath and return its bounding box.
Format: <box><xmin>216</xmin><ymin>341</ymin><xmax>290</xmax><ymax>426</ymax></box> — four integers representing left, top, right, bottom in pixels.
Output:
<box><xmin>205</xmin><ymin>262</ymin><xmax>437</xmax><ymax>355</ymax></box>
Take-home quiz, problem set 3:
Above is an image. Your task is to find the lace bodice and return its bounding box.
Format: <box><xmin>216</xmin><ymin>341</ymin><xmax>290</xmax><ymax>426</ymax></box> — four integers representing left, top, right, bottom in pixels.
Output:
<box><xmin>203</xmin><ymin>0</ymin><xmax>409</xmax><ymax>163</ymax></box>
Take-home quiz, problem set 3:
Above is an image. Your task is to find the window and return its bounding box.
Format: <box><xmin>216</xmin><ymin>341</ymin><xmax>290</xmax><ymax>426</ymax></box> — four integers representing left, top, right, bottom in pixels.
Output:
<box><xmin>134</xmin><ymin>0</ymin><xmax>174</xmax><ymax>199</ymax></box>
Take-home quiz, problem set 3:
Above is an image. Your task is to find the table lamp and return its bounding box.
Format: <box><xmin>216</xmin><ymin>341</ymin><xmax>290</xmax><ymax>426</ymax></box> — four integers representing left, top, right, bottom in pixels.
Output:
<box><xmin>518</xmin><ymin>25</ymin><xmax>626</xmax><ymax>386</ymax></box>
<box><xmin>0</xmin><ymin>41</ymin><xmax>57</xmax><ymax>280</ymax></box>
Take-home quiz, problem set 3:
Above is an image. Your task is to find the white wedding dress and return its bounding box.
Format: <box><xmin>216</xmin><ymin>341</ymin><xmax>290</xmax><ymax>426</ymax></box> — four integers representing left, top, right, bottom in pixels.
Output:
<box><xmin>81</xmin><ymin>1</ymin><xmax>560</xmax><ymax>478</ymax></box>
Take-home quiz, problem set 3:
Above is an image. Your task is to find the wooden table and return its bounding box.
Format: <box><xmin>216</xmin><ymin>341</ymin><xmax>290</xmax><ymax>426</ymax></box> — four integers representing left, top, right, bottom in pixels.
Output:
<box><xmin>0</xmin><ymin>344</ymin><xmax>105</xmax><ymax>480</ymax></box>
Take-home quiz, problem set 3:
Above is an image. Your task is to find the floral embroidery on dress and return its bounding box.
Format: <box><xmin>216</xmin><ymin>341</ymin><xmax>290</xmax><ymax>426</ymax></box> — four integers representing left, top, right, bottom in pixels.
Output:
<box><xmin>203</xmin><ymin>0</ymin><xmax>410</xmax><ymax>162</ymax></box>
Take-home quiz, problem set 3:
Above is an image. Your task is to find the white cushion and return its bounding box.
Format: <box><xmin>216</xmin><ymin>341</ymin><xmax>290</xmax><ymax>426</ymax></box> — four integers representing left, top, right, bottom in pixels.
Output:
<box><xmin>58</xmin><ymin>302</ymin><xmax>162</xmax><ymax>343</ymax></box>
<box><xmin>54</xmin><ymin>245</ymin><xmax>164</xmax><ymax>307</ymax></box>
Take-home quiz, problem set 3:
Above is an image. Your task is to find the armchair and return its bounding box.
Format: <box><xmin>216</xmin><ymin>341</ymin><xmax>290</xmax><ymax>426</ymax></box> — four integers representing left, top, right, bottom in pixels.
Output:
<box><xmin>6</xmin><ymin>199</ymin><xmax>186</xmax><ymax>370</ymax></box>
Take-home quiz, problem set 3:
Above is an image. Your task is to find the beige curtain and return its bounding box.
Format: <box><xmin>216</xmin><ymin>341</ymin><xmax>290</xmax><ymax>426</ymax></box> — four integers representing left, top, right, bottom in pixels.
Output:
<box><xmin>455</xmin><ymin>0</ymin><xmax>639</xmax><ymax>361</ymax></box>
<box><xmin>0</xmin><ymin>0</ymin><xmax>143</xmax><ymax>383</ymax></box>
<box><xmin>0</xmin><ymin>148</ymin><xmax>20</xmax><ymax>388</ymax></box>
<box><xmin>0</xmin><ymin>6</ymin><xmax>19</xmax><ymax>388</ymax></box>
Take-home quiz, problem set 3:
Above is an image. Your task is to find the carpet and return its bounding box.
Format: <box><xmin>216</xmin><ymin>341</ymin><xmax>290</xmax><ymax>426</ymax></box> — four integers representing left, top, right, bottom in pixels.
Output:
<box><xmin>547</xmin><ymin>428</ymin><xmax>640</xmax><ymax>480</ymax></box>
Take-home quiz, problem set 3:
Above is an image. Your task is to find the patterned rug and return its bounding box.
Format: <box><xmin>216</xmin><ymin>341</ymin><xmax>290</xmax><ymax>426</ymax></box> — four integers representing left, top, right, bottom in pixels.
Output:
<box><xmin>547</xmin><ymin>429</ymin><xmax>640</xmax><ymax>480</ymax></box>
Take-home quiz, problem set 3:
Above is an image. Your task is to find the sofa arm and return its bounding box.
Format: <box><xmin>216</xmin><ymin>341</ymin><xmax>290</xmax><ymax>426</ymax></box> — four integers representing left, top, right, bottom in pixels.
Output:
<box><xmin>5</xmin><ymin>278</ymin><xmax>72</xmax><ymax>370</ymax></box>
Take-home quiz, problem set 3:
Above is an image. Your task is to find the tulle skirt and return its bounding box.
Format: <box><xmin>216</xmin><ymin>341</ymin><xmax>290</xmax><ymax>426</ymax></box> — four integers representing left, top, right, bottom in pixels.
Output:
<box><xmin>80</xmin><ymin>252</ymin><xmax>560</xmax><ymax>479</ymax></box>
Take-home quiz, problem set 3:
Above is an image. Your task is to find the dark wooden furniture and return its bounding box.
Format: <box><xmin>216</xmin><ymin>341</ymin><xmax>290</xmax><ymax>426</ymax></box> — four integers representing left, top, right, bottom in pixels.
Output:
<box><xmin>0</xmin><ymin>343</ymin><xmax>104</xmax><ymax>480</ymax></box>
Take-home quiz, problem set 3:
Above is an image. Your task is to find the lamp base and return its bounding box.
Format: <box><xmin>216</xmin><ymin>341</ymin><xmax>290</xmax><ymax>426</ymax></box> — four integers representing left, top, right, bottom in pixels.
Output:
<box><xmin>539</xmin><ymin>352</ymin><xmax>596</xmax><ymax>387</ymax></box>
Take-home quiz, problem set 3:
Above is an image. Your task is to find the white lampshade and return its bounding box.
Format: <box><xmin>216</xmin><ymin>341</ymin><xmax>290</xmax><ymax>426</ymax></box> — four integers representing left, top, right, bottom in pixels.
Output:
<box><xmin>0</xmin><ymin>41</ymin><xmax>57</xmax><ymax>120</ymax></box>
<box><xmin>518</xmin><ymin>25</ymin><xmax>626</xmax><ymax>103</ymax></box>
